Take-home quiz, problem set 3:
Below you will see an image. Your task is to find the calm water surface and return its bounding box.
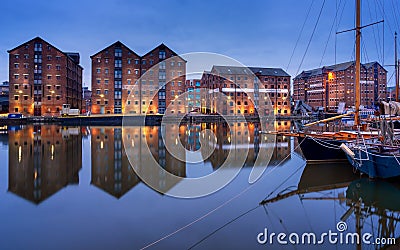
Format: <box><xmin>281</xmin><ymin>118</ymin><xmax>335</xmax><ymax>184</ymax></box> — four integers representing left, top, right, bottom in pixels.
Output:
<box><xmin>0</xmin><ymin>123</ymin><xmax>399</xmax><ymax>250</ymax></box>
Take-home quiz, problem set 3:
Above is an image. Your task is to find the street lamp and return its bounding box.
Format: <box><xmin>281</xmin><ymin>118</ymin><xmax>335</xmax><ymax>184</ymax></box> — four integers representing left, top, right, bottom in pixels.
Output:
<box><xmin>99</xmin><ymin>94</ymin><xmax>105</xmax><ymax>114</ymax></box>
<box><xmin>18</xmin><ymin>90</ymin><xmax>23</xmax><ymax>114</ymax></box>
<box><xmin>50</xmin><ymin>90</ymin><xmax>55</xmax><ymax>116</ymax></box>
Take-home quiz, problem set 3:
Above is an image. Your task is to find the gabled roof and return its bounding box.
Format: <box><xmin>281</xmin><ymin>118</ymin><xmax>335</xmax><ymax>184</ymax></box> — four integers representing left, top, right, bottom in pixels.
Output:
<box><xmin>142</xmin><ymin>43</ymin><xmax>176</xmax><ymax>57</ymax></box>
<box><xmin>249</xmin><ymin>67</ymin><xmax>290</xmax><ymax>77</ymax></box>
<box><xmin>142</xmin><ymin>43</ymin><xmax>187</xmax><ymax>62</ymax></box>
<box><xmin>211</xmin><ymin>65</ymin><xmax>290</xmax><ymax>77</ymax></box>
<box><xmin>212</xmin><ymin>65</ymin><xmax>254</xmax><ymax>75</ymax></box>
<box><xmin>294</xmin><ymin>61</ymin><xmax>387</xmax><ymax>79</ymax></box>
<box><xmin>90</xmin><ymin>41</ymin><xmax>140</xmax><ymax>58</ymax></box>
<box><xmin>8</xmin><ymin>36</ymin><xmax>83</xmax><ymax>68</ymax></box>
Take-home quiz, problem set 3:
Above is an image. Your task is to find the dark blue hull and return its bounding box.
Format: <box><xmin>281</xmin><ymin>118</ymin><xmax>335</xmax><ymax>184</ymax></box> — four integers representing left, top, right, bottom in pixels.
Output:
<box><xmin>346</xmin><ymin>149</ymin><xmax>400</xmax><ymax>178</ymax></box>
<box><xmin>298</xmin><ymin>136</ymin><xmax>348</xmax><ymax>162</ymax></box>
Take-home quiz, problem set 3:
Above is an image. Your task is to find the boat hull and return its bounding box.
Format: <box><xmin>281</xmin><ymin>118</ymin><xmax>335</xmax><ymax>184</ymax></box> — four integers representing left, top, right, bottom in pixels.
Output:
<box><xmin>298</xmin><ymin>136</ymin><xmax>348</xmax><ymax>162</ymax></box>
<box><xmin>345</xmin><ymin>149</ymin><xmax>400</xmax><ymax>179</ymax></box>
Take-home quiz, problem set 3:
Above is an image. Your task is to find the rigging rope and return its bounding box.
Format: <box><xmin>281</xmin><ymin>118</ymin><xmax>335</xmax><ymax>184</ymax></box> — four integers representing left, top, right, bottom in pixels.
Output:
<box><xmin>295</xmin><ymin>0</ymin><xmax>327</xmax><ymax>77</ymax></box>
<box><xmin>187</xmin><ymin>205</ymin><xmax>260</xmax><ymax>249</ymax></box>
<box><xmin>307</xmin><ymin>135</ymin><xmax>343</xmax><ymax>150</ymax></box>
<box><xmin>140</xmin><ymin>137</ymin><xmax>307</xmax><ymax>249</ymax></box>
<box><xmin>319</xmin><ymin>0</ymin><xmax>344</xmax><ymax>67</ymax></box>
<box><xmin>286</xmin><ymin>0</ymin><xmax>315</xmax><ymax>72</ymax></box>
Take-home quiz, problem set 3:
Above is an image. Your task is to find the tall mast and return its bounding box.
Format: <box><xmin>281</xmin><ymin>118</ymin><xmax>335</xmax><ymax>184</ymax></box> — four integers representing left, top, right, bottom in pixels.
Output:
<box><xmin>355</xmin><ymin>0</ymin><xmax>361</xmax><ymax>126</ymax></box>
<box><xmin>396</xmin><ymin>32</ymin><xmax>399</xmax><ymax>101</ymax></box>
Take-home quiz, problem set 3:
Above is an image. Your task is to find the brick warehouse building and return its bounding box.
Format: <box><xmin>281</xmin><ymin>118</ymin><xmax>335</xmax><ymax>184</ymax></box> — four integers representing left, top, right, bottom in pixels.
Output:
<box><xmin>91</xmin><ymin>42</ymin><xmax>186</xmax><ymax>114</ymax></box>
<box><xmin>185</xmin><ymin>79</ymin><xmax>202</xmax><ymax>111</ymax></box>
<box><xmin>8</xmin><ymin>37</ymin><xmax>83</xmax><ymax>116</ymax></box>
<box><xmin>293</xmin><ymin>61</ymin><xmax>387</xmax><ymax>112</ymax></box>
<box><xmin>201</xmin><ymin>66</ymin><xmax>291</xmax><ymax>116</ymax></box>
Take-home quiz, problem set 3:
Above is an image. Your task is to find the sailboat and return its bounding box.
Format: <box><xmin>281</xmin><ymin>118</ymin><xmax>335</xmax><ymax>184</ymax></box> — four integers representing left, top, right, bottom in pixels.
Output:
<box><xmin>341</xmin><ymin>16</ymin><xmax>400</xmax><ymax>178</ymax></box>
<box><xmin>341</xmin><ymin>116</ymin><xmax>400</xmax><ymax>178</ymax></box>
<box><xmin>263</xmin><ymin>0</ymin><xmax>387</xmax><ymax>162</ymax></box>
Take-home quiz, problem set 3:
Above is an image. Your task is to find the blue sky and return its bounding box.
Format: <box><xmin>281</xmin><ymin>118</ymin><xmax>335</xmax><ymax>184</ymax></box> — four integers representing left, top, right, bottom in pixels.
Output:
<box><xmin>0</xmin><ymin>0</ymin><xmax>399</xmax><ymax>87</ymax></box>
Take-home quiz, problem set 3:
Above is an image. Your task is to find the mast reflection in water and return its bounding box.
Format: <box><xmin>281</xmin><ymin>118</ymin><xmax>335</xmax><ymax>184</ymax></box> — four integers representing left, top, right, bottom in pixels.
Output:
<box><xmin>0</xmin><ymin>122</ymin><xmax>311</xmax><ymax>249</ymax></box>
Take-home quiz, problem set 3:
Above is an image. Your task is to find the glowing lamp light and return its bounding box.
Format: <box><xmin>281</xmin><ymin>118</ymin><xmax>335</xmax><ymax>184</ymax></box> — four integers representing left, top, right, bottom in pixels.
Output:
<box><xmin>328</xmin><ymin>72</ymin><xmax>334</xmax><ymax>80</ymax></box>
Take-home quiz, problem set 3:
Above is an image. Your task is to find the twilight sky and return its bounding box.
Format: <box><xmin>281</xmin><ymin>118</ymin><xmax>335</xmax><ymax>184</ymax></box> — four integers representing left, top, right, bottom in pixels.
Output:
<box><xmin>0</xmin><ymin>0</ymin><xmax>399</xmax><ymax>88</ymax></box>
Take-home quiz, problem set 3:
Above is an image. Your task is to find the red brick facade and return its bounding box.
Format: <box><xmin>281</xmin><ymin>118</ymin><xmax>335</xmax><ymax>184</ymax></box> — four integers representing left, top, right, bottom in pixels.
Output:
<box><xmin>8</xmin><ymin>37</ymin><xmax>82</xmax><ymax>116</ymax></box>
<box><xmin>91</xmin><ymin>42</ymin><xmax>186</xmax><ymax>114</ymax></box>
<box><xmin>201</xmin><ymin>66</ymin><xmax>291</xmax><ymax>116</ymax></box>
<box><xmin>293</xmin><ymin>61</ymin><xmax>387</xmax><ymax>112</ymax></box>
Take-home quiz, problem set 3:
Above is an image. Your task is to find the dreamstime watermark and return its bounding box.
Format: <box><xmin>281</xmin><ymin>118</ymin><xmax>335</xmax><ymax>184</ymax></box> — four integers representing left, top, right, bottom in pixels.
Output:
<box><xmin>257</xmin><ymin>221</ymin><xmax>396</xmax><ymax>246</ymax></box>
<box><xmin>122</xmin><ymin>52</ymin><xmax>277</xmax><ymax>198</ymax></box>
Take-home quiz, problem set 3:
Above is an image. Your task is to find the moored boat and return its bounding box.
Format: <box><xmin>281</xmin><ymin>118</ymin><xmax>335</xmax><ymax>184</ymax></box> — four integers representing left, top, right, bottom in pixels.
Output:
<box><xmin>342</xmin><ymin>140</ymin><xmax>400</xmax><ymax>179</ymax></box>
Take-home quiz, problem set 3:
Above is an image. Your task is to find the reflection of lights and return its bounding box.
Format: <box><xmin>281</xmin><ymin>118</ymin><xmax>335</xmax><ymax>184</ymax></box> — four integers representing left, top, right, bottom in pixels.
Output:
<box><xmin>175</xmin><ymin>138</ymin><xmax>178</xmax><ymax>145</ymax></box>
<box><xmin>34</xmin><ymin>171</ymin><xmax>38</xmax><ymax>179</ymax></box>
<box><xmin>227</xmin><ymin>136</ymin><xmax>231</xmax><ymax>143</ymax></box>
<box><xmin>51</xmin><ymin>144</ymin><xmax>54</xmax><ymax>160</ymax></box>
<box><xmin>100</xmin><ymin>141</ymin><xmax>104</xmax><ymax>149</ymax></box>
<box><xmin>264</xmin><ymin>136</ymin><xmax>268</xmax><ymax>141</ymax></box>
<box><xmin>131</xmin><ymin>139</ymin><xmax>135</xmax><ymax>147</ymax></box>
<box><xmin>248</xmin><ymin>136</ymin><xmax>250</xmax><ymax>142</ymax></box>
<box><xmin>18</xmin><ymin>146</ymin><xmax>22</xmax><ymax>162</ymax></box>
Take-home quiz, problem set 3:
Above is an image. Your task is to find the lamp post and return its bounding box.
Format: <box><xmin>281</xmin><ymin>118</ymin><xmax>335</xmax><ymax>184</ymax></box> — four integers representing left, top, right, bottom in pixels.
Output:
<box><xmin>99</xmin><ymin>94</ymin><xmax>105</xmax><ymax>114</ymax></box>
<box><xmin>18</xmin><ymin>90</ymin><xmax>23</xmax><ymax>114</ymax></box>
<box><xmin>50</xmin><ymin>90</ymin><xmax>55</xmax><ymax>117</ymax></box>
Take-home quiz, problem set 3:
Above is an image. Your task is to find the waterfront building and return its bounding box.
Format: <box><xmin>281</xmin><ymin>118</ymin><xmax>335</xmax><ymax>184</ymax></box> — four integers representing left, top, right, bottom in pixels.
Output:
<box><xmin>8</xmin><ymin>37</ymin><xmax>83</xmax><ymax>116</ymax></box>
<box><xmin>90</xmin><ymin>42</ymin><xmax>186</xmax><ymax>115</ymax></box>
<box><xmin>185</xmin><ymin>79</ymin><xmax>202</xmax><ymax>111</ymax></box>
<box><xmin>0</xmin><ymin>81</ymin><xmax>9</xmax><ymax>96</ymax></box>
<box><xmin>201</xmin><ymin>66</ymin><xmax>291</xmax><ymax>116</ymax></box>
<box><xmin>82</xmin><ymin>86</ymin><xmax>92</xmax><ymax>114</ymax></box>
<box><xmin>293</xmin><ymin>61</ymin><xmax>387</xmax><ymax>112</ymax></box>
<box><xmin>0</xmin><ymin>81</ymin><xmax>9</xmax><ymax>113</ymax></box>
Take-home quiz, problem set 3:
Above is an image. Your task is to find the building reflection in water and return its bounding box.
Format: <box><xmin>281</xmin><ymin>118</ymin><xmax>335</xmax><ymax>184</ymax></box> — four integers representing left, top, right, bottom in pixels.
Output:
<box><xmin>183</xmin><ymin>121</ymin><xmax>292</xmax><ymax>169</ymax></box>
<box><xmin>91</xmin><ymin>126</ymin><xmax>187</xmax><ymax>198</ymax></box>
<box><xmin>120</xmin><ymin>125</ymin><xmax>187</xmax><ymax>195</ymax></box>
<box><xmin>0</xmin><ymin>125</ymin><xmax>8</xmax><ymax>146</ymax></box>
<box><xmin>7</xmin><ymin>122</ymin><xmax>293</xmax><ymax>203</ymax></box>
<box><xmin>8</xmin><ymin>125</ymin><xmax>82</xmax><ymax>204</ymax></box>
<box><xmin>91</xmin><ymin>127</ymin><xmax>141</xmax><ymax>198</ymax></box>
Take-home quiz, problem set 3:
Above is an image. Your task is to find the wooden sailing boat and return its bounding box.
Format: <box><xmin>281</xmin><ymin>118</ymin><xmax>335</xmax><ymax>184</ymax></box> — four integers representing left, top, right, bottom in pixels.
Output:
<box><xmin>341</xmin><ymin>6</ymin><xmax>400</xmax><ymax>178</ymax></box>
<box><xmin>264</xmin><ymin>0</ymin><xmax>385</xmax><ymax>162</ymax></box>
